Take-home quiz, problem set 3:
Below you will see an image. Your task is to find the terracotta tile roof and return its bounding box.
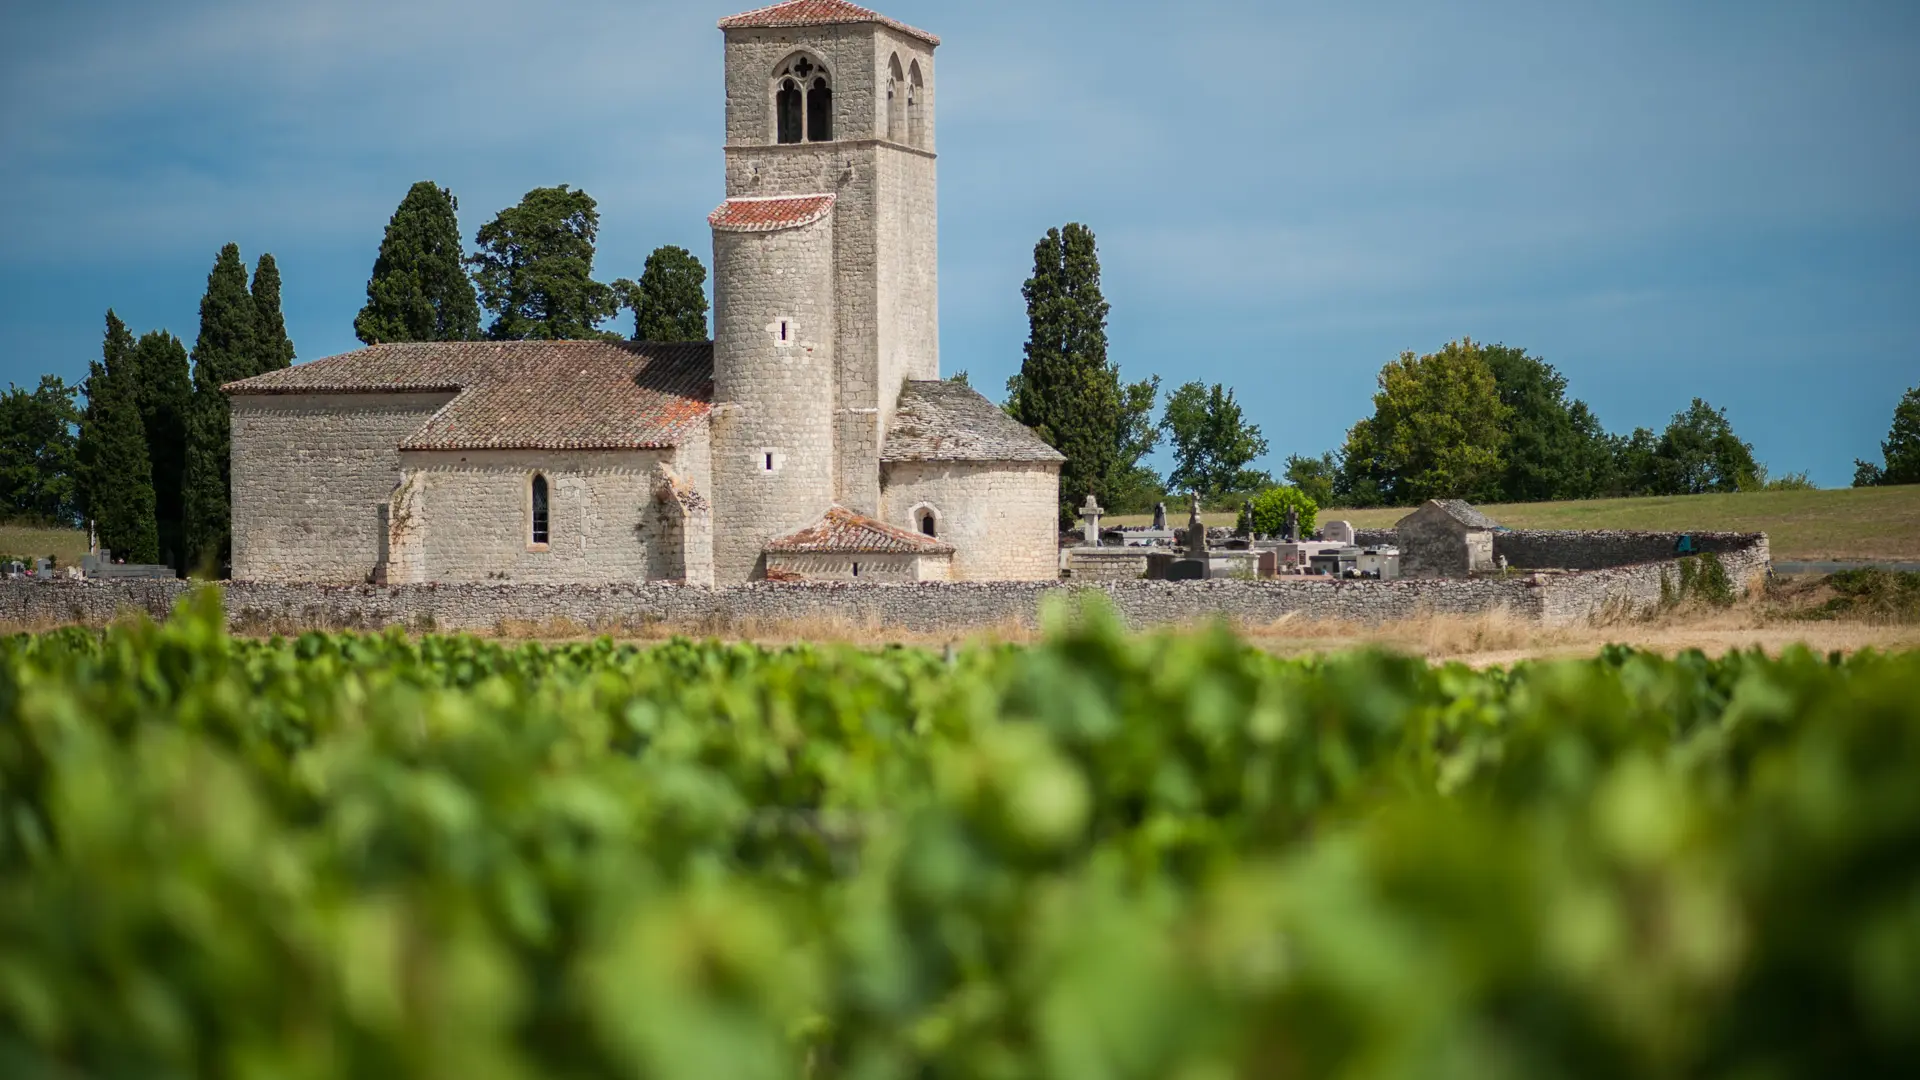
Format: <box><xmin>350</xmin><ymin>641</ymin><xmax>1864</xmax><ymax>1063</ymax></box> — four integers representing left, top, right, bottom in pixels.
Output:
<box><xmin>882</xmin><ymin>380</ymin><xmax>1066</xmax><ymax>464</ymax></box>
<box><xmin>718</xmin><ymin>0</ymin><xmax>939</xmax><ymax>46</ymax></box>
<box><xmin>709</xmin><ymin>194</ymin><xmax>837</xmax><ymax>233</ymax></box>
<box><xmin>765</xmin><ymin>506</ymin><xmax>955</xmax><ymax>554</ymax></box>
<box><xmin>223</xmin><ymin>340</ymin><xmax>714</xmax><ymax>451</ymax></box>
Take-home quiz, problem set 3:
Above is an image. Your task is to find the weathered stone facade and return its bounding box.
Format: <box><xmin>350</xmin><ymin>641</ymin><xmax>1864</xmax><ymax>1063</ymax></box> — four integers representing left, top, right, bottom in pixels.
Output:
<box><xmin>221</xmin><ymin>4</ymin><xmax>1061</xmax><ymax>590</ymax></box>
<box><xmin>232</xmin><ymin>392</ymin><xmax>455</xmax><ymax>584</ymax></box>
<box><xmin>879</xmin><ymin>461</ymin><xmax>1059</xmax><ymax>581</ymax></box>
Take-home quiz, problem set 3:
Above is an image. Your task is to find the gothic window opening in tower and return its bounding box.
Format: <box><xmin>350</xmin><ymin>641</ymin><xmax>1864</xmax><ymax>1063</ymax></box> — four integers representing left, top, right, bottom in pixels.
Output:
<box><xmin>774</xmin><ymin>54</ymin><xmax>832</xmax><ymax>144</ymax></box>
<box><xmin>907</xmin><ymin>61</ymin><xmax>925</xmax><ymax>147</ymax></box>
<box><xmin>919</xmin><ymin>511</ymin><xmax>937</xmax><ymax>537</ymax></box>
<box><xmin>887</xmin><ymin>55</ymin><xmax>906</xmax><ymax>142</ymax></box>
<box><xmin>530</xmin><ymin>475</ymin><xmax>550</xmax><ymax>547</ymax></box>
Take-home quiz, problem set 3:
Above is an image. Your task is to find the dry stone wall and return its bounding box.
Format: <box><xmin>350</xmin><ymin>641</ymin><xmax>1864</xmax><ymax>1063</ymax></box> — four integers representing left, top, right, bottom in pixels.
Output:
<box><xmin>0</xmin><ymin>532</ymin><xmax>1769</xmax><ymax>637</ymax></box>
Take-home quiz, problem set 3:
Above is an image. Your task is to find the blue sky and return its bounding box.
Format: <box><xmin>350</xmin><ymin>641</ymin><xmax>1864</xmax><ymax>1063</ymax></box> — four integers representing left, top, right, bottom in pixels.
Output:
<box><xmin>3</xmin><ymin>0</ymin><xmax>1916</xmax><ymax>487</ymax></box>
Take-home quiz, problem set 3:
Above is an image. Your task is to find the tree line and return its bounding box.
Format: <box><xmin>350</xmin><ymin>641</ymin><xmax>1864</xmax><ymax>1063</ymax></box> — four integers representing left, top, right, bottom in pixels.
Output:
<box><xmin>0</xmin><ymin>180</ymin><xmax>712</xmax><ymax>574</ymax></box>
<box><xmin>1001</xmin><ymin>223</ymin><xmax>1919</xmax><ymax>522</ymax></box>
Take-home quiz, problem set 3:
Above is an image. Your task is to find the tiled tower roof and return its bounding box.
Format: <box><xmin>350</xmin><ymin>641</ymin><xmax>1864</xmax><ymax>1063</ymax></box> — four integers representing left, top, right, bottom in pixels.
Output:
<box><xmin>718</xmin><ymin>1</ymin><xmax>939</xmax><ymax>46</ymax></box>
<box><xmin>708</xmin><ymin>194</ymin><xmax>837</xmax><ymax>233</ymax></box>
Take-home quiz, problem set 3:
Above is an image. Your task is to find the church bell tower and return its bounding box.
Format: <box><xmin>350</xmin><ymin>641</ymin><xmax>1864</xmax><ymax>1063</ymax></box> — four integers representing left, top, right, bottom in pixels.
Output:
<box><xmin>707</xmin><ymin>0</ymin><xmax>942</xmax><ymax>582</ymax></box>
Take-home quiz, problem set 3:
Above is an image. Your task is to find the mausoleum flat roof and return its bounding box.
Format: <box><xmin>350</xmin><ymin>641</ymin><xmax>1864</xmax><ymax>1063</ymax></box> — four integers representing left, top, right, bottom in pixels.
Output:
<box><xmin>718</xmin><ymin>0</ymin><xmax>939</xmax><ymax>46</ymax></box>
<box><xmin>223</xmin><ymin>340</ymin><xmax>714</xmax><ymax>452</ymax></box>
<box><xmin>709</xmin><ymin>194</ymin><xmax>837</xmax><ymax>233</ymax></box>
<box><xmin>766</xmin><ymin>506</ymin><xmax>956</xmax><ymax>555</ymax></box>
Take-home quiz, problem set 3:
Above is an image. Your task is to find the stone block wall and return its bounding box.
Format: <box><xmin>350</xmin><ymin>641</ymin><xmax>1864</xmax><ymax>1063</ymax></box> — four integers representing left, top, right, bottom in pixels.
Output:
<box><xmin>231</xmin><ymin>392</ymin><xmax>456</xmax><ymax>583</ymax></box>
<box><xmin>881</xmin><ymin>460</ymin><xmax>1060</xmax><ymax>581</ymax></box>
<box><xmin>712</xmin><ymin>211</ymin><xmax>838</xmax><ymax>583</ymax></box>
<box><xmin>1493</xmin><ymin>530</ymin><xmax>1763</xmax><ymax>571</ymax></box>
<box><xmin>385</xmin><ymin>448</ymin><xmax>692</xmax><ymax>586</ymax></box>
<box><xmin>765</xmin><ymin>551</ymin><xmax>949</xmax><ymax>582</ymax></box>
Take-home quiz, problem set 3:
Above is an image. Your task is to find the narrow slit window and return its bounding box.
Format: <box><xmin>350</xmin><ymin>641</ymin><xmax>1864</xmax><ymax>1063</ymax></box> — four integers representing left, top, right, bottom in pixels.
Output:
<box><xmin>530</xmin><ymin>475</ymin><xmax>550</xmax><ymax>546</ymax></box>
<box><xmin>765</xmin><ymin>453</ymin><xmax>775</xmax><ymax>472</ymax></box>
<box><xmin>852</xmin><ymin>562</ymin><xmax>860</xmax><ymax>578</ymax></box>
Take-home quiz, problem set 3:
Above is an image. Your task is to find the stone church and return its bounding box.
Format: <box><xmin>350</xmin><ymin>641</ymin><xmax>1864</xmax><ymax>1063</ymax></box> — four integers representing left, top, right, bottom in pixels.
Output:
<box><xmin>224</xmin><ymin>0</ymin><xmax>1064</xmax><ymax>587</ymax></box>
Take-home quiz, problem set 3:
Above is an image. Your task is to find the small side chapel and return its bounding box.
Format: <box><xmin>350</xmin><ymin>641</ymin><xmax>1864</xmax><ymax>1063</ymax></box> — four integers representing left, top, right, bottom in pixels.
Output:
<box><xmin>224</xmin><ymin>1</ymin><xmax>1063</xmax><ymax>586</ymax></box>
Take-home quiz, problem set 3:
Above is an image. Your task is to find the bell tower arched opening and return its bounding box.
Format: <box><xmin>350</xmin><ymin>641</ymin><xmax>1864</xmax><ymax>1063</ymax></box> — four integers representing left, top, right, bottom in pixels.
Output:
<box><xmin>774</xmin><ymin>53</ymin><xmax>832</xmax><ymax>144</ymax></box>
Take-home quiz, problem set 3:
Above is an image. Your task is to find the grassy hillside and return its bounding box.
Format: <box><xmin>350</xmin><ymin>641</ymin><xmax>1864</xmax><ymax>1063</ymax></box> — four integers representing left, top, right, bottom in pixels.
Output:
<box><xmin>0</xmin><ymin>523</ymin><xmax>88</xmax><ymax>566</ymax></box>
<box><xmin>1114</xmin><ymin>486</ymin><xmax>1920</xmax><ymax>562</ymax></box>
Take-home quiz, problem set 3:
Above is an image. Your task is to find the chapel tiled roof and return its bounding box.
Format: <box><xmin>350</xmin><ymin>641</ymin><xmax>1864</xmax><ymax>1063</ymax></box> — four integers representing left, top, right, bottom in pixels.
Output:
<box><xmin>765</xmin><ymin>506</ymin><xmax>956</xmax><ymax>555</ymax></box>
<box><xmin>718</xmin><ymin>1</ymin><xmax>939</xmax><ymax>47</ymax></box>
<box><xmin>223</xmin><ymin>340</ymin><xmax>714</xmax><ymax>451</ymax></box>
<box><xmin>882</xmin><ymin>380</ymin><xmax>1067</xmax><ymax>464</ymax></box>
<box><xmin>709</xmin><ymin>194</ymin><xmax>837</xmax><ymax>233</ymax></box>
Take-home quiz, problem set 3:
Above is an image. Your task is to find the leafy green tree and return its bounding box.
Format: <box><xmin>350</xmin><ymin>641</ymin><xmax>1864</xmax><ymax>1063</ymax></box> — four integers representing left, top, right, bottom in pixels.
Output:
<box><xmin>613</xmin><ymin>245</ymin><xmax>709</xmax><ymax>342</ymax></box>
<box><xmin>1854</xmin><ymin>386</ymin><xmax>1920</xmax><ymax>487</ymax></box>
<box><xmin>1238</xmin><ymin>485</ymin><xmax>1318</xmax><ymax>538</ymax></box>
<box><xmin>1159</xmin><ymin>381</ymin><xmax>1270</xmax><ymax>498</ymax></box>
<box><xmin>0</xmin><ymin>376</ymin><xmax>81</xmax><ymax>525</ymax></box>
<box><xmin>469</xmin><ymin>185</ymin><xmax>620</xmax><ymax>341</ymax></box>
<box><xmin>184</xmin><ymin>243</ymin><xmax>261</xmax><ymax>576</ymax></box>
<box><xmin>1634</xmin><ymin>398</ymin><xmax>1759</xmax><ymax>496</ymax></box>
<box><xmin>75</xmin><ymin>312</ymin><xmax>159</xmax><ymax>563</ymax></box>
<box><xmin>1006</xmin><ymin>224</ymin><xmax>1157</xmax><ymax>521</ymax></box>
<box><xmin>1284</xmin><ymin>452</ymin><xmax>1338</xmax><ymax>509</ymax></box>
<box><xmin>1107</xmin><ymin>376</ymin><xmax>1165</xmax><ymax>513</ymax></box>
<box><xmin>1483</xmin><ymin>345</ymin><xmax>1614</xmax><ymax>502</ymax></box>
<box><xmin>1339</xmin><ymin>338</ymin><xmax>1512</xmax><ymax>505</ymax></box>
<box><xmin>133</xmin><ymin>330</ymin><xmax>193</xmax><ymax>570</ymax></box>
<box><xmin>250</xmin><ymin>254</ymin><xmax>296</xmax><ymax>373</ymax></box>
<box><xmin>355</xmin><ymin>181</ymin><xmax>483</xmax><ymax>345</ymax></box>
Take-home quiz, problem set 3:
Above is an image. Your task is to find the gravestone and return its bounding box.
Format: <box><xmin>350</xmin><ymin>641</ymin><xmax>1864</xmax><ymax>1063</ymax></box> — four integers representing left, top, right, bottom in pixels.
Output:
<box><xmin>1322</xmin><ymin>519</ymin><xmax>1355</xmax><ymax>546</ymax></box>
<box><xmin>1079</xmin><ymin>493</ymin><xmax>1105</xmax><ymax>548</ymax></box>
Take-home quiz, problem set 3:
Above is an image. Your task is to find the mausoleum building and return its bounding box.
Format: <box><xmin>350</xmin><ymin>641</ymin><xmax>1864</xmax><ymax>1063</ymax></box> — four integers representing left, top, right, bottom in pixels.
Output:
<box><xmin>224</xmin><ymin>0</ymin><xmax>1063</xmax><ymax>586</ymax></box>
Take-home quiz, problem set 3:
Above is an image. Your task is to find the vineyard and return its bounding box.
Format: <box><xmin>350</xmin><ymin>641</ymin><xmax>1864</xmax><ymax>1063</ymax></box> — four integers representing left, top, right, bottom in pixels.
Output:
<box><xmin>3</xmin><ymin>590</ymin><xmax>1918</xmax><ymax>1078</ymax></box>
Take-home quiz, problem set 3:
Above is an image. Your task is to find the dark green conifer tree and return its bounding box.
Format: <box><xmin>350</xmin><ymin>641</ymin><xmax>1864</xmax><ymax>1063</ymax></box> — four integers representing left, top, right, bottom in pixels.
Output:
<box><xmin>76</xmin><ymin>311</ymin><xmax>160</xmax><ymax>564</ymax></box>
<box><xmin>251</xmin><ymin>254</ymin><xmax>296</xmax><ymax>373</ymax></box>
<box><xmin>613</xmin><ymin>245</ymin><xmax>710</xmax><ymax>342</ymax></box>
<box><xmin>355</xmin><ymin>181</ymin><xmax>482</xmax><ymax>345</ymax></box>
<box><xmin>468</xmin><ymin>185</ymin><xmax>620</xmax><ymax>341</ymax></box>
<box><xmin>1006</xmin><ymin>223</ymin><xmax>1148</xmax><ymax>522</ymax></box>
<box><xmin>183</xmin><ymin>243</ymin><xmax>260</xmax><ymax>576</ymax></box>
<box><xmin>134</xmin><ymin>330</ymin><xmax>193</xmax><ymax>570</ymax></box>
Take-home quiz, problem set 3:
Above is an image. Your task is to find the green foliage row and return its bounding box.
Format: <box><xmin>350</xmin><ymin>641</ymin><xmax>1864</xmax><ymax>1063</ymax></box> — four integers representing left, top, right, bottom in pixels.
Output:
<box><xmin>3</xmin><ymin>592</ymin><xmax>1918</xmax><ymax>1078</ymax></box>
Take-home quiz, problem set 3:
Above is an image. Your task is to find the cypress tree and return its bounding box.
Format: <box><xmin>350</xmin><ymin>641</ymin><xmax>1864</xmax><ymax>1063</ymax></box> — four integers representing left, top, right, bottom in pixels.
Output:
<box><xmin>613</xmin><ymin>245</ymin><xmax>710</xmax><ymax>342</ymax></box>
<box><xmin>183</xmin><ymin>243</ymin><xmax>259</xmax><ymax>577</ymax></box>
<box><xmin>76</xmin><ymin>312</ymin><xmax>160</xmax><ymax>564</ymax></box>
<box><xmin>355</xmin><ymin>181</ymin><xmax>482</xmax><ymax>345</ymax></box>
<box><xmin>251</xmin><ymin>254</ymin><xmax>296</xmax><ymax>373</ymax></box>
<box><xmin>134</xmin><ymin>330</ymin><xmax>193</xmax><ymax>571</ymax></box>
<box><xmin>1006</xmin><ymin>223</ymin><xmax>1123</xmax><ymax>523</ymax></box>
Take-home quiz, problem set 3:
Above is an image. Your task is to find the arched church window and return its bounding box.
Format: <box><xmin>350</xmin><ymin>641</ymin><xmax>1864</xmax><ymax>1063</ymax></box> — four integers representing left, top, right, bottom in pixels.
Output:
<box><xmin>907</xmin><ymin>60</ymin><xmax>925</xmax><ymax>147</ymax></box>
<box><xmin>530</xmin><ymin>475</ymin><xmax>550</xmax><ymax>547</ymax></box>
<box><xmin>887</xmin><ymin>54</ymin><xmax>906</xmax><ymax>142</ymax></box>
<box><xmin>919</xmin><ymin>511</ymin><xmax>937</xmax><ymax>538</ymax></box>
<box><xmin>774</xmin><ymin>54</ymin><xmax>832</xmax><ymax>144</ymax></box>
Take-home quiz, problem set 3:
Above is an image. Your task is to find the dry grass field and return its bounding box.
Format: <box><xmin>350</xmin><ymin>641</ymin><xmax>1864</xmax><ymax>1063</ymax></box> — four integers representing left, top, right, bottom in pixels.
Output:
<box><xmin>1112</xmin><ymin>485</ymin><xmax>1920</xmax><ymax>562</ymax></box>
